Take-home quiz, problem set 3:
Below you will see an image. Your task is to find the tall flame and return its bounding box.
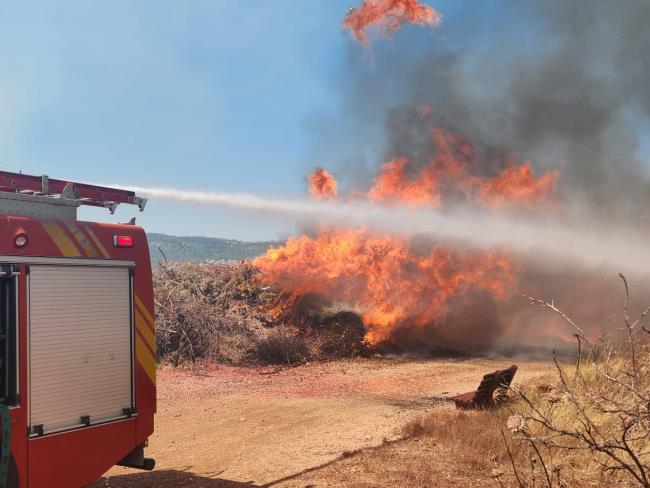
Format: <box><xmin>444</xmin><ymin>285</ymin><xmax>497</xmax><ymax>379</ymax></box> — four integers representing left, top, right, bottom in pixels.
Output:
<box><xmin>343</xmin><ymin>0</ymin><xmax>442</xmax><ymax>46</ymax></box>
<box><xmin>254</xmin><ymin>127</ymin><xmax>558</xmax><ymax>347</ymax></box>
<box><xmin>255</xmin><ymin>228</ymin><xmax>515</xmax><ymax>343</ymax></box>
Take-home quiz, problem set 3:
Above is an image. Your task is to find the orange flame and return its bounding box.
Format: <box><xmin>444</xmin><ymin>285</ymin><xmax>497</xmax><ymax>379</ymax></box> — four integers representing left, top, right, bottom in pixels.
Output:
<box><xmin>343</xmin><ymin>0</ymin><xmax>442</xmax><ymax>46</ymax></box>
<box><xmin>368</xmin><ymin>128</ymin><xmax>556</xmax><ymax>208</ymax></box>
<box><xmin>255</xmin><ymin>228</ymin><xmax>515</xmax><ymax>343</ymax></box>
<box><xmin>308</xmin><ymin>168</ymin><xmax>338</xmax><ymax>199</ymax></box>
<box><xmin>368</xmin><ymin>157</ymin><xmax>441</xmax><ymax>206</ymax></box>
<box><xmin>479</xmin><ymin>163</ymin><xmax>559</xmax><ymax>208</ymax></box>
<box><xmin>255</xmin><ymin>126</ymin><xmax>558</xmax><ymax>346</ymax></box>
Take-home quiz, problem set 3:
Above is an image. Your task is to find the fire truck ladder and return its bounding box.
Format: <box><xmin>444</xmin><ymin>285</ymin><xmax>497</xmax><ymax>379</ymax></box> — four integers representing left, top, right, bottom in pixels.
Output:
<box><xmin>0</xmin><ymin>171</ymin><xmax>147</xmax><ymax>214</ymax></box>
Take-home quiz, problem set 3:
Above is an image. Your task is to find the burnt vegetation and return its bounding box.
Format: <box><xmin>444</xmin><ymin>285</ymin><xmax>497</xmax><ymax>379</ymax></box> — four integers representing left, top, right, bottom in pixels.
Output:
<box><xmin>153</xmin><ymin>261</ymin><xmax>371</xmax><ymax>366</ymax></box>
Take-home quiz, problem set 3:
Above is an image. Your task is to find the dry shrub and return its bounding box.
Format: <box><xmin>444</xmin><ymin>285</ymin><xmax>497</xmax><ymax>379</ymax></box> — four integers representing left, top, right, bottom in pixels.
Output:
<box><xmin>505</xmin><ymin>275</ymin><xmax>650</xmax><ymax>487</ymax></box>
<box><xmin>256</xmin><ymin>328</ymin><xmax>309</xmax><ymax>365</ymax></box>
<box><xmin>508</xmin><ymin>344</ymin><xmax>650</xmax><ymax>487</ymax></box>
<box><xmin>154</xmin><ymin>261</ymin><xmax>372</xmax><ymax>365</ymax></box>
<box><xmin>154</xmin><ymin>262</ymin><xmax>267</xmax><ymax>365</ymax></box>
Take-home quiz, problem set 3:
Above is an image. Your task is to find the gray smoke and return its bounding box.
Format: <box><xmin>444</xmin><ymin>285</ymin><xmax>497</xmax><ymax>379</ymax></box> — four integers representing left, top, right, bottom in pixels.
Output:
<box><xmin>328</xmin><ymin>0</ymin><xmax>650</xmax><ymax>224</ymax></box>
<box><xmin>310</xmin><ymin>0</ymin><xmax>650</xmax><ymax>350</ymax></box>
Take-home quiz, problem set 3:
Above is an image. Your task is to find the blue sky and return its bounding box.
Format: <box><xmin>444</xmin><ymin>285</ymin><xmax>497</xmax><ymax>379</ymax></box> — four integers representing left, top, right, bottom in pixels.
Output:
<box><xmin>2</xmin><ymin>2</ymin><xmax>647</xmax><ymax>240</ymax></box>
<box><xmin>1</xmin><ymin>1</ymin><xmax>382</xmax><ymax>239</ymax></box>
<box><xmin>1</xmin><ymin>0</ymin><xmax>484</xmax><ymax>241</ymax></box>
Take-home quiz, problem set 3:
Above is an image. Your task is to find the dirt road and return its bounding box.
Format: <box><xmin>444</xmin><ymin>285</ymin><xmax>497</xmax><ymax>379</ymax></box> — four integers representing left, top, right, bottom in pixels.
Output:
<box><xmin>93</xmin><ymin>357</ymin><xmax>549</xmax><ymax>487</ymax></box>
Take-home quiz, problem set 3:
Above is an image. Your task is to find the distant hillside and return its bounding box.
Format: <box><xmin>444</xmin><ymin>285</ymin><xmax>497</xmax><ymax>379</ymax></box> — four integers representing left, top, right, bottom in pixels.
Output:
<box><xmin>147</xmin><ymin>233</ymin><xmax>279</xmax><ymax>263</ymax></box>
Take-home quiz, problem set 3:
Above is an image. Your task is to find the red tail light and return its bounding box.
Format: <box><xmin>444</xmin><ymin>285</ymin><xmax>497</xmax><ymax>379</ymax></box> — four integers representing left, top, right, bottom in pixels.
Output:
<box><xmin>113</xmin><ymin>235</ymin><xmax>134</xmax><ymax>248</ymax></box>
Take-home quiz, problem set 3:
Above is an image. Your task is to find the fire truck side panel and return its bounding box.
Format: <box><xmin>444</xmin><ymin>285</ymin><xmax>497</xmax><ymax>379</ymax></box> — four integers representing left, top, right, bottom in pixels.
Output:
<box><xmin>28</xmin><ymin>419</ymin><xmax>137</xmax><ymax>487</ymax></box>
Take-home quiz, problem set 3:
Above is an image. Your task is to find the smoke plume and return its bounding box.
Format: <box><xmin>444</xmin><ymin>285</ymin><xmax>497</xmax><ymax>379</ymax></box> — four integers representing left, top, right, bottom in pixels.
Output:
<box><xmin>311</xmin><ymin>0</ymin><xmax>650</xmax><ymax>350</ymax></box>
<box><xmin>334</xmin><ymin>0</ymin><xmax>650</xmax><ymax>224</ymax></box>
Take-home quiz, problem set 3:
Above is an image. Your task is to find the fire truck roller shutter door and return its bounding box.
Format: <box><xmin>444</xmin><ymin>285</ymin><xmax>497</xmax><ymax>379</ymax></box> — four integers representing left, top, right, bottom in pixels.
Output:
<box><xmin>28</xmin><ymin>265</ymin><xmax>133</xmax><ymax>436</ymax></box>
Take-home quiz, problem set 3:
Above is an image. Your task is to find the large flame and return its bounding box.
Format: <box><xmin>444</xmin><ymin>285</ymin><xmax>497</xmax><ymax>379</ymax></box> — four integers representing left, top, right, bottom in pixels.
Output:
<box><xmin>255</xmin><ymin>228</ymin><xmax>515</xmax><ymax>343</ymax></box>
<box><xmin>343</xmin><ymin>0</ymin><xmax>442</xmax><ymax>46</ymax></box>
<box><xmin>255</xmin><ymin>127</ymin><xmax>557</xmax><ymax>346</ymax></box>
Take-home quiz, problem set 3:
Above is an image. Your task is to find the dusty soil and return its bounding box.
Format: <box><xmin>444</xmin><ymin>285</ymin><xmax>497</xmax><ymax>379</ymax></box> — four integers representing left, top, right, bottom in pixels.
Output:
<box><xmin>93</xmin><ymin>357</ymin><xmax>550</xmax><ymax>488</ymax></box>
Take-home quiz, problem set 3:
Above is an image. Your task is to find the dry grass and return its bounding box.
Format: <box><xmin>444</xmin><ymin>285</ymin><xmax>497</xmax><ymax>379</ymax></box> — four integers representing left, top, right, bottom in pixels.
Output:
<box><xmin>508</xmin><ymin>347</ymin><xmax>650</xmax><ymax>487</ymax></box>
<box><xmin>505</xmin><ymin>280</ymin><xmax>650</xmax><ymax>487</ymax></box>
<box><xmin>386</xmin><ymin>354</ymin><xmax>650</xmax><ymax>486</ymax></box>
<box><xmin>403</xmin><ymin>410</ymin><xmax>510</xmax><ymax>475</ymax></box>
<box><xmin>304</xmin><ymin>397</ymin><xmax>607</xmax><ymax>487</ymax></box>
<box><xmin>396</xmin><ymin>404</ymin><xmax>603</xmax><ymax>487</ymax></box>
<box><xmin>296</xmin><ymin>409</ymin><xmax>534</xmax><ymax>488</ymax></box>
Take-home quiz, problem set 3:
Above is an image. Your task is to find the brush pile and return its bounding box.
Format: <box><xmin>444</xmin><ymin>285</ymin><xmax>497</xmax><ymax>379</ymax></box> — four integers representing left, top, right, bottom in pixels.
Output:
<box><xmin>154</xmin><ymin>261</ymin><xmax>371</xmax><ymax>365</ymax></box>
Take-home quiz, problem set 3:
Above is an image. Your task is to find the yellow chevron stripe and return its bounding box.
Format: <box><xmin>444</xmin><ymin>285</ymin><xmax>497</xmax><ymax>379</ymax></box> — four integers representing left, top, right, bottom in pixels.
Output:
<box><xmin>85</xmin><ymin>227</ymin><xmax>111</xmax><ymax>259</ymax></box>
<box><xmin>67</xmin><ymin>223</ymin><xmax>99</xmax><ymax>258</ymax></box>
<box><xmin>135</xmin><ymin>309</ymin><xmax>155</xmax><ymax>353</ymax></box>
<box><xmin>136</xmin><ymin>334</ymin><xmax>156</xmax><ymax>384</ymax></box>
<box><xmin>43</xmin><ymin>223</ymin><xmax>82</xmax><ymax>257</ymax></box>
<box><xmin>135</xmin><ymin>294</ymin><xmax>155</xmax><ymax>328</ymax></box>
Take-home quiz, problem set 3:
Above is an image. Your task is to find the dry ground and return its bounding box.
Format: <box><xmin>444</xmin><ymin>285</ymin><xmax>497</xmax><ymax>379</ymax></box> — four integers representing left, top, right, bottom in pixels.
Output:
<box><xmin>93</xmin><ymin>357</ymin><xmax>550</xmax><ymax>488</ymax></box>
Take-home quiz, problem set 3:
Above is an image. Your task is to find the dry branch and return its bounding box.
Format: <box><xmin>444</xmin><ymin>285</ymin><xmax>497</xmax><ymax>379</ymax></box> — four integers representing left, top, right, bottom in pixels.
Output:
<box><xmin>513</xmin><ymin>277</ymin><xmax>650</xmax><ymax>487</ymax></box>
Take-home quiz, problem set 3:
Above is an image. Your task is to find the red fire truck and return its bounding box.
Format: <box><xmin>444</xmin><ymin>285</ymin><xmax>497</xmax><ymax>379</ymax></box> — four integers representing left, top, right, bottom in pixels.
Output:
<box><xmin>0</xmin><ymin>171</ymin><xmax>156</xmax><ymax>487</ymax></box>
